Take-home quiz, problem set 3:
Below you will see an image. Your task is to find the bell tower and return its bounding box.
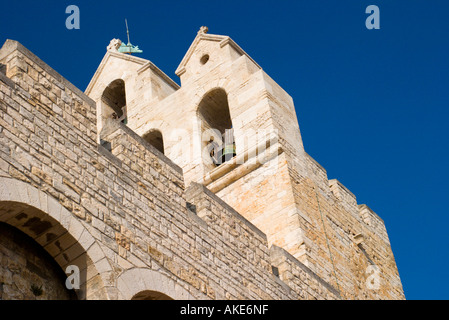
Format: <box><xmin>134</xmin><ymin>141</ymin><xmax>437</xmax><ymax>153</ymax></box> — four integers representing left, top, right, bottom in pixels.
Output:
<box><xmin>87</xmin><ymin>26</ymin><xmax>309</xmax><ymax>261</ymax></box>
<box><xmin>86</xmin><ymin>27</ymin><xmax>403</xmax><ymax>297</ymax></box>
<box><xmin>171</xmin><ymin>27</ymin><xmax>310</xmax><ymax>263</ymax></box>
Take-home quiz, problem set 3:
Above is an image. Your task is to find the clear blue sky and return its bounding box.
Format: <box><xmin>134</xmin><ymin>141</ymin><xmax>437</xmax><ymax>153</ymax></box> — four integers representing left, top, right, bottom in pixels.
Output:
<box><xmin>1</xmin><ymin>0</ymin><xmax>448</xmax><ymax>300</ymax></box>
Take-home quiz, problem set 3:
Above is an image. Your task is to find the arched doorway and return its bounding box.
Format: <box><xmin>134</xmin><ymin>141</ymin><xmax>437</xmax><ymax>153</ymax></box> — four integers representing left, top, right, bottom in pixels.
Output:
<box><xmin>116</xmin><ymin>268</ymin><xmax>198</xmax><ymax>300</ymax></box>
<box><xmin>0</xmin><ymin>177</ymin><xmax>111</xmax><ymax>300</ymax></box>
<box><xmin>131</xmin><ymin>290</ymin><xmax>173</xmax><ymax>300</ymax></box>
<box><xmin>0</xmin><ymin>221</ymin><xmax>77</xmax><ymax>300</ymax></box>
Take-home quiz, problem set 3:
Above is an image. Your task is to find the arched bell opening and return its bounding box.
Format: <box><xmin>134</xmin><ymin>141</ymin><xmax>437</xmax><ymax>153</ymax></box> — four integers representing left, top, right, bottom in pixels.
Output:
<box><xmin>101</xmin><ymin>79</ymin><xmax>128</xmax><ymax>126</ymax></box>
<box><xmin>142</xmin><ymin>129</ymin><xmax>165</xmax><ymax>155</ymax></box>
<box><xmin>197</xmin><ymin>88</ymin><xmax>236</xmax><ymax>171</ymax></box>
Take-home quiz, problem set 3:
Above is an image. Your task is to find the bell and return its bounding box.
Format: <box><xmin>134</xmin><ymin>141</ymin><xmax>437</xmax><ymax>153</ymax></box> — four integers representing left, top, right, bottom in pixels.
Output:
<box><xmin>221</xmin><ymin>143</ymin><xmax>236</xmax><ymax>163</ymax></box>
<box><xmin>221</xmin><ymin>129</ymin><xmax>236</xmax><ymax>163</ymax></box>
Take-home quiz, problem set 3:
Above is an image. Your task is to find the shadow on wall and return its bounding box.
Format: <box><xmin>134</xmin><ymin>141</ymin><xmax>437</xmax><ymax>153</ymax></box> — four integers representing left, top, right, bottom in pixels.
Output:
<box><xmin>0</xmin><ymin>221</ymin><xmax>77</xmax><ymax>300</ymax></box>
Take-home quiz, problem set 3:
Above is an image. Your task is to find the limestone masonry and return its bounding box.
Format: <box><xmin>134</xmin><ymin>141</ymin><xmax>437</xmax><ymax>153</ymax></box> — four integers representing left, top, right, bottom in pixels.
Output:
<box><xmin>0</xmin><ymin>28</ymin><xmax>404</xmax><ymax>300</ymax></box>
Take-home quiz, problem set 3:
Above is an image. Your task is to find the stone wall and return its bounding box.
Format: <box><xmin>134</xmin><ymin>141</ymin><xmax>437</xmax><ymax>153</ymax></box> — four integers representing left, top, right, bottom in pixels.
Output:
<box><xmin>270</xmin><ymin>245</ymin><xmax>340</xmax><ymax>300</ymax></box>
<box><xmin>283</xmin><ymin>152</ymin><xmax>405</xmax><ymax>299</ymax></box>
<box><xmin>0</xmin><ymin>40</ymin><xmax>342</xmax><ymax>300</ymax></box>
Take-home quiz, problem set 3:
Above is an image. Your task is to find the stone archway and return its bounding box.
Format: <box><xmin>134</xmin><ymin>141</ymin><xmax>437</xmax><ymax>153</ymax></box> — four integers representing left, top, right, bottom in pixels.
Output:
<box><xmin>101</xmin><ymin>79</ymin><xmax>127</xmax><ymax>124</ymax></box>
<box><xmin>131</xmin><ymin>290</ymin><xmax>173</xmax><ymax>300</ymax></box>
<box><xmin>0</xmin><ymin>177</ymin><xmax>112</xmax><ymax>300</ymax></box>
<box><xmin>116</xmin><ymin>268</ymin><xmax>197</xmax><ymax>300</ymax></box>
<box><xmin>143</xmin><ymin>129</ymin><xmax>165</xmax><ymax>155</ymax></box>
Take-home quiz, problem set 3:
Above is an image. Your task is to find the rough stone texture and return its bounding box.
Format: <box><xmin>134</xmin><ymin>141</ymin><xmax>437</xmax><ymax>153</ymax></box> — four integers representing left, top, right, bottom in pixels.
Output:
<box><xmin>0</xmin><ymin>222</ymin><xmax>76</xmax><ymax>300</ymax></box>
<box><xmin>0</xmin><ymin>28</ymin><xmax>405</xmax><ymax>300</ymax></box>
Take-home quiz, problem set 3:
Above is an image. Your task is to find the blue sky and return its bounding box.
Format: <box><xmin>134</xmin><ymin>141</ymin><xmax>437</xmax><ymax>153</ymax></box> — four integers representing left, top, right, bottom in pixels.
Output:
<box><xmin>1</xmin><ymin>0</ymin><xmax>448</xmax><ymax>300</ymax></box>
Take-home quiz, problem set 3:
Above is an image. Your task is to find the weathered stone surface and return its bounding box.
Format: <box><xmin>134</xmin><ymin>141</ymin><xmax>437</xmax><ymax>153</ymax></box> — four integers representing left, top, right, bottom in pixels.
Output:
<box><xmin>0</xmin><ymin>32</ymin><xmax>404</xmax><ymax>301</ymax></box>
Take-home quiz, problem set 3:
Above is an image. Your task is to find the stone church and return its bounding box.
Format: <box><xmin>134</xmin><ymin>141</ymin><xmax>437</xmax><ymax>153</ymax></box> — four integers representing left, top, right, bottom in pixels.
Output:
<box><xmin>0</xmin><ymin>27</ymin><xmax>404</xmax><ymax>300</ymax></box>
